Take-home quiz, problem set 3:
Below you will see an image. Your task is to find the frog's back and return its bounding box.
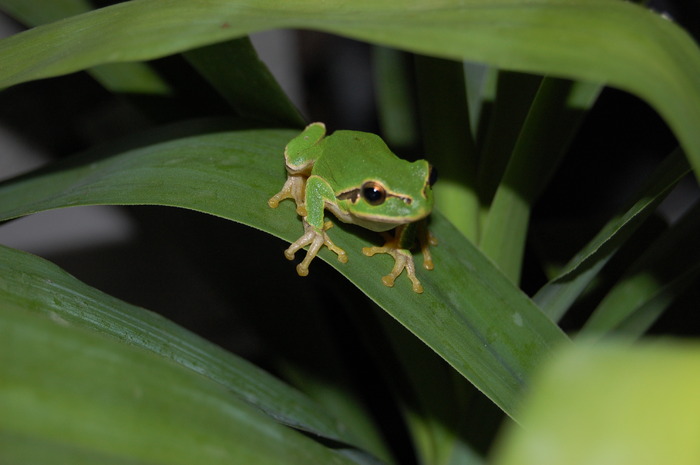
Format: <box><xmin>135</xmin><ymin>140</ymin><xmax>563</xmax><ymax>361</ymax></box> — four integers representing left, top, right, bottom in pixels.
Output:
<box><xmin>313</xmin><ymin>130</ymin><xmax>403</xmax><ymax>190</ymax></box>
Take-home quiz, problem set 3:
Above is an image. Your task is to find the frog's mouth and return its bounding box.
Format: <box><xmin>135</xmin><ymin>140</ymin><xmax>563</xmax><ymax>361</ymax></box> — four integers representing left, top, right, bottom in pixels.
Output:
<box><xmin>333</xmin><ymin>206</ymin><xmax>431</xmax><ymax>232</ymax></box>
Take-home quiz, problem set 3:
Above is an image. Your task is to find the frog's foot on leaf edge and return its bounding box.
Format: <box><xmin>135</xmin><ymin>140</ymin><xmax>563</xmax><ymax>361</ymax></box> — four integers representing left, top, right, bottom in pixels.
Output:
<box><xmin>285</xmin><ymin>220</ymin><xmax>348</xmax><ymax>276</ymax></box>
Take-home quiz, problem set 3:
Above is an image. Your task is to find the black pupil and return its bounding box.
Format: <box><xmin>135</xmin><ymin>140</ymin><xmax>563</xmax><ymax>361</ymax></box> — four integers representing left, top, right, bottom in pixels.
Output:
<box><xmin>362</xmin><ymin>183</ymin><xmax>385</xmax><ymax>205</ymax></box>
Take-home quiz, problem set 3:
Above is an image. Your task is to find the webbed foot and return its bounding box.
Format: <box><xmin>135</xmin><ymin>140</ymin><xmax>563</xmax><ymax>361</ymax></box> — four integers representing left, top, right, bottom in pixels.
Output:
<box><xmin>285</xmin><ymin>221</ymin><xmax>348</xmax><ymax>276</ymax></box>
<box><xmin>363</xmin><ymin>244</ymin><xmax>424</xmax><ymax>293</ymax></box>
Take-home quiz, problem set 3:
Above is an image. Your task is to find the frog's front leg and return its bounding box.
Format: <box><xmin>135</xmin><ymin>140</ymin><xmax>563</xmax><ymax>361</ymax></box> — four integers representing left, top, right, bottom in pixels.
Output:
<box><xmin>284</xmin><ymin>175</ymin><xmax>348</xmax><ymax>276</ymax></box>
<box><xmin>362</xmin><ymin>222</ymin><xmax>435</xmax><ymax>294</ymax></box>
<box><xmin>285</xmin><ymin>220</ymin><xmax>348</xmax><ymax>276</ymax></box>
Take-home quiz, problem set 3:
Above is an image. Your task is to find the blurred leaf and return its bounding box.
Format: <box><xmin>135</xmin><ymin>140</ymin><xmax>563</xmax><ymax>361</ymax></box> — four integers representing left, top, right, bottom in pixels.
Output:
<box><xmin>0</xmin><ymin>0</ymin><xmax>91</xmax><ymax>25</ymax></box>
<box><xmin>462</xmin><ymin>61</ymin><xmax>493</xmax><ymax>142</ymax></box>
<box><xmin>0</xmin><ymin>243</ymin><xmax>359</xmax><ymax>448</ymax></box>
<box><xmin>492</xmin><ymin>340</ymin><xmax>700</xmax><ymax>465</ymax></box>
<box><xmin>581</xmin><ymin>200</ymin><xmax>700</xmax><ymax>338</ymax></box>
<box><xmin>372</xmin><ymin>46</ymin><xmax>418</xmax><ymax>148</ymax></box>
<box><xmin>475</xmin><ymin>72</ymin><xmax>542</xmax><ymax>212</ymax></box>
<box><xmin>479</xmin><ymin>79</ymin><xmax>601</xmax><ymax>283</ymax></box>
<box><xmin>183</xmin><ymin>38</ymin><xmax>305</xmax><ymax>126</ymax></box>
<box><xmin>0</xmin><ymin>120</ymin><xmax>568</xmax><ymax>419</ymax></box>
<box><xmin>415</xmin><ymin>56</ymin><xmax>479</xmax><ymax>241</ymax></box>
<box><xmin>534</xmin><ymin>149</ymin><xmax>690</xmax><ymax>321</ymax></box>
<box><xmin>0</xmin><ymin>0</ymin><xmax>171</xmax><ymax>95</ymax></box>
<box><xmin>0</xmin><ymin>1</ymin><xmax>698</xmax><ymax>177</ymax></box>
<box><xmin>0</xmin><ymin>305</ymin><xmax>363</xmax><ymax>465</ymax></box>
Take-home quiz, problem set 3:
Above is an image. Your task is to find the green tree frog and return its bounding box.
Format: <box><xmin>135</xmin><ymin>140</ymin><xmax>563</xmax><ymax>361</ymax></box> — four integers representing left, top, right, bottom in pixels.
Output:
<box><xmin>268</xmin><ymin>122</ymin><xmax>437</xmax><ymax>293</ymax></box>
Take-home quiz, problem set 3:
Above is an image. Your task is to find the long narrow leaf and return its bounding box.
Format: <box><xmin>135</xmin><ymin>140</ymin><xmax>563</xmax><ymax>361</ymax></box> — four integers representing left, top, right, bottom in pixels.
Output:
<box><xmin>0</xmin><ymin>0</ymin><xmax>171</xmax><ymax>95</ymax></box>
<box><xmin>183</xmin><ymin>38</ymin><xmax>305</xmax><ymax>127</ymax></box>
<box><xmin>0</xmin><ymin>305</ymin><xmax>362</xmax><ymax>465</ymax></box>
<box><xmin>480</xmin><ymin>79</ymin><xmax>601</xmax><ymax>283</ymax></box>
<box><xmin>580</xmin><ymin>200</ymin><xmax>700</xmax><ymax>338</ymax></box>
<box><xmin>0</xmin><ymin>121</ymin><xmax>568</xmax><ymax>419</ymax></box>
<box><xmin>534</xmin><ymin>149</ymin><xmax>690</xmax><ymax>321</ymax></box>
<box><xmin>0</xmin><ymin>243</ymin><xmax>358</xmax><ymax>448</ymax></box>
<box><xmin>415</xmin><ymin>55</ymin><xmax>479</xmax><ymax>241</ymax></box>
<box><xmin>0</xmin><ymin>1</ymin><xmax>698</xmax><ymax>177</ymax></box>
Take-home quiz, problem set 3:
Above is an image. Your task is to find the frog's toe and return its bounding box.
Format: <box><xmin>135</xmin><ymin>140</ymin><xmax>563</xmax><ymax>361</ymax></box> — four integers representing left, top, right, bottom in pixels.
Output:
<box><xmin>408</xmin><ymin>277</ymin><xmax>424</xmax><ymax>294</ymax></box>
<box><xmin>381</xmin><ymin>275</ymin><xmax>395</xmax><ymax>288</ymax></box>
<box><xmin>296</xmin><ymin>263</ymin><xmax>310</xmax><ymax>277</ymax></box>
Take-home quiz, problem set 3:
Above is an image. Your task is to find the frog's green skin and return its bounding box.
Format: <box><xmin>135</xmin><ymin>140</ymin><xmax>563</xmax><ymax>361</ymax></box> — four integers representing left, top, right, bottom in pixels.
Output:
<box><xmin>269</xmin><ymin>122</ymin><xmax>436</xmax><ymax>293</ymax></box>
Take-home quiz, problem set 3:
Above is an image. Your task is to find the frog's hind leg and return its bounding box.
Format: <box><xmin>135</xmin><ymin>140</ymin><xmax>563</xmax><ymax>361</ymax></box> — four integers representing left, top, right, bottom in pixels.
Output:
<box><xmin>268</xmin><ymin>174</ymin><xmax>307</xmax><ymax>215</ymax></box>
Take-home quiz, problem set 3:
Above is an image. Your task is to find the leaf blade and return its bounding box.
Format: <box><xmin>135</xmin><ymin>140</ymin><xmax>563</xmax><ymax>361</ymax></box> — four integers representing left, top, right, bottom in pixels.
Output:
<box><xmin>0</xmin><ymin>123</ymin><xmax>568</xmax><ymax>419</ymax></box>
<box><xmin>1</xmin><ymin>1</ymin><xmax>699</xmax><ymax>174</ymax></box>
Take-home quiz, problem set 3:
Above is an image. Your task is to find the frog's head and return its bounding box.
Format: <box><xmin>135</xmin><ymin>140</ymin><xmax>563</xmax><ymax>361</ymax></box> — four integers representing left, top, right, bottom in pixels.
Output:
<box><xmin>338</xmin><ymin>159</ymin><xmax>437</xmax><ymax>232</ymax></box>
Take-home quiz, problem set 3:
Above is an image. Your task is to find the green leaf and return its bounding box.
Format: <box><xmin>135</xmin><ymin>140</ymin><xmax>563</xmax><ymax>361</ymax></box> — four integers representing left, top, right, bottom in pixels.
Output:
<box><xmin>492</xmin><ymin>341</ymin><xmax>700</xmax><ymax>465</ymax></box>
<box><xmin>183</xmin><ymin>38</ymin><xmax>305</xmax><ymax>126</ymax></box>
<box><xmin>415</xmin><ymin>55</ymin><xmax>479</xmax><ymax>241</ymax></box>
<box><xmin>534</xmin><ymin>149</ymin><xmax>690</xmax><ymax>321</ymax></box>
<box><xmin>0</xmin><ymin>121</ymin><xmax>568</xmax><ymax>419</ymax></box>
<box><xmin>0</xmin><ymin>305</ymin><xmax>362</xmax><ymax>465</ymax></box>
<box><xmin>372</xmin><ymin>46</ymin><xmax>418</xmax><ymax>148</ymax></box>
<box><xmin>580</xmin><ymin>201</ymin><xmax>700</xmax><ymax>338</ymax></box>
<box><xmin>0</xmin><ymin>243</ymin><xmax>358</xmax><ymax>448</ymax></box>
<box><xmin>0</xmin><ymin>1</ymin><xmax>699</xmax><ymax>177</ymax></box>
<box><xmin>0</xmin><ymin>0</ymin><xmax>171</xmax><ymax>95</ymax></box>
<box><xmin>479</xmin><ymin>78</ymin><xmax>601</xmax><ymax>283</ymax></box>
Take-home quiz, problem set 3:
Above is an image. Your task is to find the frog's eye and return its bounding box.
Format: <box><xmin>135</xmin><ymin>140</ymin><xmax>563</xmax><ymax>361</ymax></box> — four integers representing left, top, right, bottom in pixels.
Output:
<box><xmin>361</xmin><ymin>181</ymin><xmax>387</xmax><ymax>206</ymax></box>
<box><xmin>428</xmin><ymin>165</ymin><xmax>438</xmax><ymax>187</ymax></box>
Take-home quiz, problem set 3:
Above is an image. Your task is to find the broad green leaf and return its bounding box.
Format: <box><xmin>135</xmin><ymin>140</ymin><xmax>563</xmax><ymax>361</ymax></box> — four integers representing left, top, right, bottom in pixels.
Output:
<box><xmin>534</xmin><ymin>149</ymin><xmax>690</xmax><ymax>321</ymax></box>
<box><xmin>479</xmin><ymin>79</ymin><xmax>601</xmax><ymax>283</ymax></box>
<box><xmin>0</xmin><ymin>1</ymin><xmax>698</xmax><ymax>176</ymax></box>
<box><xmin>0</xmin><ymin>243</ymin><xmax>359</xmax><ymax>448</ymax></box>
<box><xmin>0</xmin><ymin>121</ymin><xmax>568</xmax><ymax>419</ymax></box>
<box><xmin>492</xmin><ymin>341</ymin><xmax>700</xmax><ymax>465</ymax></box>
<box><xmin>580</xmin><ymin>201</ymin><xmax>700</xmax><ymax>338</ymax></box>
<box><xmin>0</xmin><ymin>305</ymin><xmax>362</xmax><ymax>465</ymax></box>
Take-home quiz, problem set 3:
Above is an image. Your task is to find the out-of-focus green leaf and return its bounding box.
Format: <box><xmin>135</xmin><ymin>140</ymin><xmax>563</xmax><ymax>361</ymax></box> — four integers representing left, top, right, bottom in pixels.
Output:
<box><xmin>415</xmin><ymin>56</ymin><xmax>479</xmax><ymax>241</ymax></box>
<box><xmin>183</xmin><ymin>38</ymin><xmax>305</xmax><ymax>127</ymax></box>
<box><xmin>0</xmin><ymin>305</ymin><xmax>362</xmax><ymax>465</ymax></box>
<box><xmin>372</xmin><ymin>46</ymin><xmax>418</xmax><ymax>148</ymax></box>
<box><xmin>492</xmin><ymin>341</ymin><xmax>700</xmax><ymax>465</ymax></box>
<box><xmin>0</xmin><ymin>0</ymin><xmax>171</xmax><ymax>95</ymax></box>
<box><xmin>580</xmin><ymin>200</ymin><xmax>700</xmax><ymax>338</ymax></box>
<box><xmin>0</xmin><ymin>243</ymin><xmax>359</xmax><ymax>448</ymax></box>
<box><xmin>0</xmin><ymin>1</ymin><xmax>698</xmax><ymax>178</ymax></box>
<box><xmin>534</xmin><ymin>149</ymin><xmax>690</xmax><ymax>321</ymax></box>
<box><xmin>479</xmin><ymin>79</ymin><xmax>601</xmax><ymax>283</ymax></box>
<box><xmin>0</xmin><ymin>121</ymin><xmax>568</xmax><ymax>419</ymax></box>
<box><xmin>0</xmin><ymin>0</ymin><xmax>90</xmax><ymax>26</ymax></box>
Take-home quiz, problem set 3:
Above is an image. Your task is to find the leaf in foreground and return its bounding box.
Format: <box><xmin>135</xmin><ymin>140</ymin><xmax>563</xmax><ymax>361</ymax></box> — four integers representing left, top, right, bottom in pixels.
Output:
<box><xmin>0</xmin><ymin>305</ymin><xmax>360</xmax><ymax>465</ymax></box>
<box><xmin>492</xmin><ymin>340</ymin><xmax>700</xmax><ymax>465</ymax></box>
